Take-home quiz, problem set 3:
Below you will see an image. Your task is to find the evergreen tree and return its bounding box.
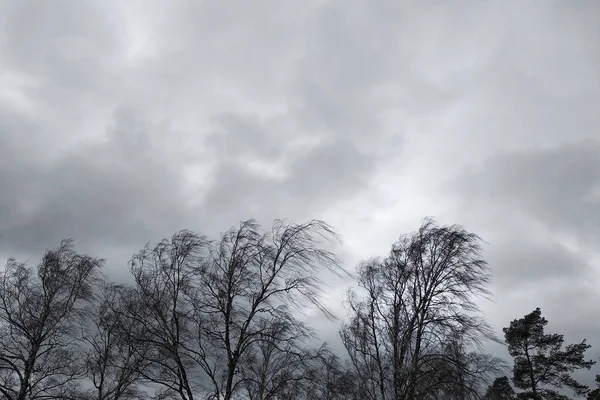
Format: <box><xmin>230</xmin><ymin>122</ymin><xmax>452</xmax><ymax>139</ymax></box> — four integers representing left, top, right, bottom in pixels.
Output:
<box><xmin>503</xmin><ymin>308</ymin><xmax>595</xmax><ymax>399</ymax></box>
<box><xmin>483</xmin><ymin>376</ymin><xmax>516</xmax><ymax>400</ymax></box>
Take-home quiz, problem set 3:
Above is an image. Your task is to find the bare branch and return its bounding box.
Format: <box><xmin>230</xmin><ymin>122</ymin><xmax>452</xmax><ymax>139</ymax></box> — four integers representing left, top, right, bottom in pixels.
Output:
<box><xmin>0</xmin><ymin>241</ymin><xmax>103</xmax><ymax>400</ymax></box>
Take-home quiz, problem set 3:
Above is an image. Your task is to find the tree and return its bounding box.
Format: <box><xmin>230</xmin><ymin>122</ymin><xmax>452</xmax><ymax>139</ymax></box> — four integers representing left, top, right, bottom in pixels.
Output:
<box><xmin>123</xmin><ymin>220</ymin><xmax>342</xmax><ymax>400</ymax></box>
<box><xmin>503</xmin><ymin>307</ymin><xmax>596</xmax><ymax>399</ymax></box>
<box><xmin>191</xmin><ymin>219</ymin><xmax>342</xmax><ymax>400</ymax></box>
<box><xmin>126</xmin><ymin>230</ymin><xmax>208</xmax><ymax>400</ymax></box>
<box><xmin>483</xmin><ymin>376</ymin><xmax>516</xmax><ymax>400</ymax></box>
<box><xmin>419</xmin><ymin>330</ymin><xmax>505</xmax><ymax>399</ymax></box>
<box><xmin>81</xmin><ymin>283</ymin><xmax>150</xmax><ymax>400</ymax></box>
<box><xmin>0</xmin><ymin>240</ymin><xmax>103</xmax><ymax>400</ymax></box>
<box><xmin>340</xmin><ymin>218</ymin><xmax>500</xmax><ymax>400</ymax></box>
<box><xmin>303</xmin><ymin>353</ymin><xmax>361</xmax><ymax>400</ymax></box>
<box><xmin>238</xmin><ymin>314</ymin><xmax>327</xmax><ymax>400</ymax></box>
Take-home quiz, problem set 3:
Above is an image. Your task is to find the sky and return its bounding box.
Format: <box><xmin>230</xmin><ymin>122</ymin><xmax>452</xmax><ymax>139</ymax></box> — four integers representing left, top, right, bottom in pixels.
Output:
<box><xmin>1</xmin><ymin>0</ymin><xmax>600</xmax><ymax>388</ymax></box>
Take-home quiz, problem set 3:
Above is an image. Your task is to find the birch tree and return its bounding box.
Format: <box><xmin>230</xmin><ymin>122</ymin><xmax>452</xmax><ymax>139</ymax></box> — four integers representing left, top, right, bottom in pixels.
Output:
<box><xmin>340</xmin><ymin>218</ymin><xmax>499</xmax><ymax>400</ymax></box>
<box><xmin>0</xmin><ymin>240</ymin><xmax>103</xmax><ymax>400</ymax></box>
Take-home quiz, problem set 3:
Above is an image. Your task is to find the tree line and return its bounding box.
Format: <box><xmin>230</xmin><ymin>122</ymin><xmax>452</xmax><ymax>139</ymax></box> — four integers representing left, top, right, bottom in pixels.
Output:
<box><xmin>0</xmin><ymin>218</ymin><xmax>597</xmax><ymax>400</ymax></box>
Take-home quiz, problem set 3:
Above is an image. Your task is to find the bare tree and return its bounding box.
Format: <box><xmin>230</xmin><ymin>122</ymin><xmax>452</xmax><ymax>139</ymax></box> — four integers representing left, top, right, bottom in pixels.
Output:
<box><xmin>118</xmin><ymin>220</ymin><xmax>342</xmax><ymax>400</ymax></box>
<box><xmin>188</xmin><ymin>219</ymin><xmax>342</xmax><ymax>400</ymax></box>
<box><xmin>126</xmin><ymin>230</ymin><xmax>209</xmax><ymax>400</ymax></box>
<box><xmin>81</xmin><ymin>283</ymin><xmax>150</xmax><ymax>400</ymax></box>
<box><xmin>340</xmin><ymin>218</ymin><xmax>499</xmax><ymax>400</ymax></box>
<box><xmin>0</xmin><ymin>240</ymin><xmax>103</xmax><ymax>400</ymax></box>
<box><xmin>296</xmin><ymin>350</ymin><xmax>363</xmax><ymax>400</ymax></box>
<box><xmin>414</xmin><ymin>329</ymin><xmax>506</xmax><ymax>399</ymax></box>
<box><xmin>237</xmin><ymin>314</ymin><xmax>321</xmax><ymax>400</ymax></box>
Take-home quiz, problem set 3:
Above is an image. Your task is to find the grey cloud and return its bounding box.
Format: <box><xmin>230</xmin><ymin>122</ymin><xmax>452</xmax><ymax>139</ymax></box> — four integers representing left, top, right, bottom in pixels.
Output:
<box><xmin>454</xmin><ymin>139</ymin><xmax>600</xmax><ymax>311</ymax></box>
<box><xmin>192</xmin><ymin>0</ymin><xmax>413</xmax><ymax>227</ymax></box>
<box><xmin>2</xmin><ymin>1</ymin><xmax>119</xmax><ymax>74</ymax></box>
<box><xmin>200</xmin><ymin>132</ymin><xmax>374</xmax><ymax>227</ymax></box>
<box><xmin>396</xmin><ymin>1</ymin><xmax>600</xmax><ymax>167</ymax></box>
<box><xmin>487</xmin><ymin>235</ymin><xmax>593</xmax><ymax>291</ymax></box>
<box><xmin>1</xmin><ymin>0</ymin><xmax>124</xmax><ymax>106</ymax></box>
<box><xmin>0</xmin><ymin>107</ymin><xmax>196</xmax><ymax>259</ymax></box>
<box><xmin>286</xmin><ymin>139</ymin><xmax>373</xmax><ymax>198</ymax></box>
<box><xmin>453</xmin><ymin>139</ymin><xmax>600</xmax><ymax>387</ymax></box>
<box><xmin>459</xmin><ymin>140</ymin><xmax>600</xmax><ymax>243</ymax></box>
<box><xmin>1</xmin><ymin>0</ymin><xmax>411</xmax><ymax>269</ymax></box>
<box><xmin>482</xmin><ymin>239</ymin><xmax>596</xmax><ymax>352</ymax></box>
<box><xmin>207</xmin><ymin>113</ymin><xmax>285</xmax><ymax>161</ymax></box>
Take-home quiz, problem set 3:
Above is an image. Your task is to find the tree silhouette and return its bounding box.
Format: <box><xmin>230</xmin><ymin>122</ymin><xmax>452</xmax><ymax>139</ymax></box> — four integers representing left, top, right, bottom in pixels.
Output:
<box><xmin>0</xmin><ymin>240</ymin><xmax>103</xmax><ymax>400</ymax></box>
<box><xmin>81</xmin><ymin>283</ymin><xmax>150</xmax><ymax>400</ymax></box>
<box><xmin>503</xmin><ymin>307</ymin><xmax>595</xmax><ymax>399</ymax></box>
<box><xmin>125</xmin><ymin>230</ymin><xmax>209</xmax><ymax>400</ymax></box>
<box><xmin>4</xmin><ymin>217</ymin><xmax>573</xmax><ymax>400</ymax></box>
<box><xmin>192</xmin><ymin>219</ymin><xmax>342</xmax><ymax>400</ymax></box>
<box><xmin>119</xmin><ymin>220</ymin><xmax>343</xmax><ymax>400</ymax></box>
<box><xmin>340</xmin><ymin>218</ymin><xmax>502</xmax><ymax>400</ymax></box>
<box><xmin>483</xmin><ymin>376</ymin><xmax>516</xmax><ymax>400</ymax></box>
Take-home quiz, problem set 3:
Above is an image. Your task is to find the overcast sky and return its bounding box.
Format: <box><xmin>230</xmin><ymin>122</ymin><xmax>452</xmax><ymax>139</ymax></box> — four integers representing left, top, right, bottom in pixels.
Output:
<box><xmin>1</xmin><ymin>0</ymin><xmax>599</xmax><ymax>386</ymax></box>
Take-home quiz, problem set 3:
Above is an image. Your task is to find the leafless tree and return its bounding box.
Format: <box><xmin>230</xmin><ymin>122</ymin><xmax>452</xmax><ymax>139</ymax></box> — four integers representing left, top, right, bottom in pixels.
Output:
<box><xmin>340</xmin><ymin>218</ymin><xmax>500</xmax><ymax>400</ymax></box>
<box><xmin>81</xmin><ymin>283</ymin><xmax>150</xmax><ymax>400</ymax></box>
<box><xmin>126</xmin><ymin>230</ymin><xmax>209</xmax><ymax>400</ymax></box>
<box><xmin>0</xmin><ymin>240</ymin><xmax>103</xmax><ymax>400</ymax></box>
<box><xmin>0</xmin><ymin>217</ymin><xmax>512</xmax><ymax>400</ymax></box>
<box><xmin>414</xmin><ymin>329</ymin><xmax>506</xmax><ymax>399</ymax></box>
<box><xmin>237</xmin><ymin>314</ymin><xmax>320</xmax><ymax>400</ymax></box>
<box><xmin>121</xmin><ymin>220</ymin><xmax>342</xmax><ymax>400</ymax></box>
<box><xmin>294</xmin><ymin>350</ymin><xmax>364</xmax><ymax>400</ymax></box>
<box><xmin>188</xmin><ymin>219</ymin><xmax>342</xmax><ymax>400</ymax></box>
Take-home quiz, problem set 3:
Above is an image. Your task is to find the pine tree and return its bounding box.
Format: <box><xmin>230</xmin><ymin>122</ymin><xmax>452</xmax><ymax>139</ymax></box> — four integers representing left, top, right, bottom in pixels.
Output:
<box><xmin>483</xmin><ymin>376</ymin><xmax>516</xmax><ymax>400</ymax></box>
<box><xmin>503</xmin><ymin>308</ymin><xmax>595</xmax><ymax>399</ymax></box>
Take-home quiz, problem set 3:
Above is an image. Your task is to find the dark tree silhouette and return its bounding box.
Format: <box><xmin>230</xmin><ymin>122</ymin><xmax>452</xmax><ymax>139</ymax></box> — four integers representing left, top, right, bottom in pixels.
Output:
<box><xmin>340</xmin><ymin>218</ymin><xmax>501</xmax><ymax>400</ymax></box>
<box><xmin>503</xmin><ymin>307</ymin><xmax>595</xmax><ymax>399</ymax></box>
<box><xmin>483</xmin><ymin>376</ymin><xmax>516</xmax><ymax>400</ymax></box>
<box><xmin>191</xmin><ymin>219</ymin><xmax>342</xmax><ymax>400</ymax></box>
<box><xmin>237</xmin><ymin>315</ymin><xmax>328</xmax><ymax>400</ymax></box>
<box><xmin>120</xmin><ymin>220</ymin><xmax>342</xmax><ymax>400</ymax></box>
<box><xmin>304</xmin><ymin>353</ymin><xmax>361</xmax><ymax>400</ymax></box>
<box><xmin>81</xmin><ymin>283</ymin><xmax>150</xmax><ymax>400</ymax></box>
<box><xmin>126</xmin><ymin>230</ymin><xmax>208</xmax><ymax>400</ymax></box>
<box><xmin>420</xmin><ymin>330</ymin><xmax>505</xmax><ymax>399</ymax></box>
<box><xmin>0</xmin><ymin>240</ymin><xmax>103</xmax><ymax>400</ymax></box>
<box><xmin>8</xmin><ymin>218</ymin><xmax>586</xmax><ymax>400</ymax></box>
